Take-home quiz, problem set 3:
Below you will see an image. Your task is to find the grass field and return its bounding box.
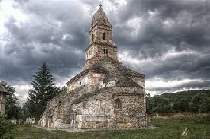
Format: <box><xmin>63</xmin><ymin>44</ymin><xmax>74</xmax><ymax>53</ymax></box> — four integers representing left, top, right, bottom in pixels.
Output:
<box><xmin>15</xmin><ymin>116</ymin><xmax>210</xmax><ymax>139</ymax></box>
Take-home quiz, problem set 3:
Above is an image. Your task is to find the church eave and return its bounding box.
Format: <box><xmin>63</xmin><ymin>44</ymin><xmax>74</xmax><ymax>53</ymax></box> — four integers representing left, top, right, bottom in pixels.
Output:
<box><xmin>66</xmin><ymin>69</ymin><xmax>90</xmax><ymax>86</ymax></box>
<box><xmin>121</xmin><ymin>67</ymin><xmax>145</xmax><ymax>79</ymax></box>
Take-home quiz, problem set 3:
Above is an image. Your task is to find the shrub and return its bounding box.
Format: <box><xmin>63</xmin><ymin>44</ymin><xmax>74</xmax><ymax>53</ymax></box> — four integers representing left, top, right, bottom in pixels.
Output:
<box><xmin>0</xmin><ymin>116</ymin><xmax>15</xmax><ymax>139</ymax></box>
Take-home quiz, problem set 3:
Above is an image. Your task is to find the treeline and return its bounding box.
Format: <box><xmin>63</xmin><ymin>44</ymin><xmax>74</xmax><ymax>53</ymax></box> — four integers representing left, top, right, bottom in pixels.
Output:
<box><xmin>146</xmin><ymin>90</ymin><xmax>210</xmax><ymax>113</ymax></box>
<box><xmin>1</xmin><ymin>62</ymin><xmax>64</xmax><ymax>122</ymax></box>
<box><xmin>0</xmin><ymin>62</ymin><xmax>63</xmax><ymax>139</ymax></box>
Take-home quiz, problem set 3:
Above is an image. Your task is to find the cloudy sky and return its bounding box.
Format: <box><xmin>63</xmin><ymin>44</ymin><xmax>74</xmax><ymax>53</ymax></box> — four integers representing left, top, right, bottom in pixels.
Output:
<box><xmin>0</xmin><ymin>0</ymin><xmax>210</xmax><ymax>105</ymax></box>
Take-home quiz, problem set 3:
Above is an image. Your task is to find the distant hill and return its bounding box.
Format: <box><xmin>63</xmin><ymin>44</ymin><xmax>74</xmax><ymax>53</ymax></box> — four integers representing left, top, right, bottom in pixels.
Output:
<box><xmin>146</xmin><ymin>90</ymin><xmax>210</xmax><ymax>113</ymax></box>
<box><xmin>161</xmin><ymin>90</ymin><xmax>210</xmax><ymax>102</ymax></box>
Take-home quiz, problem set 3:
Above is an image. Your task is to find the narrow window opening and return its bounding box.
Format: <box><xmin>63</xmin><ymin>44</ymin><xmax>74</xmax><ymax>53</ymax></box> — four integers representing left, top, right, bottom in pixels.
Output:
<box><xmin>103</xmin><ymin>33</ymin><xmax>106</xmax><ymax>40</ymax></box>
<box><xmin>115</xmin><ymin>98</ymin><xmax>122</xmax><ymax>109</ymax></box>
<box><xmin>103</xmin><ymin>49</ymin><xmax>108</xmax><ymax>55</ymax></box>
<box><xmin>58</xmin><ymin>101</ymin><xmax>62</xmax><ymax>107</ymax></box>
<box><xmin>92</xmin><ymin>34</ymin><xmax>94</xmax><ymax>42</ymax></box>
<box><xmin>106</xmin><ymin>49</ymin><xmax>108</xmax><ymax>55</ymax></box>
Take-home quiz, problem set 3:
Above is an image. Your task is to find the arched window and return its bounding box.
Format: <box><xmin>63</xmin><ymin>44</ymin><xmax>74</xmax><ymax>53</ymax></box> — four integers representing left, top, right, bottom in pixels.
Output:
<box><xmin>103</xmin><ymin>49</ymin><xmax>108</xmax><ymax>55</ymax></box>
<box><xmin>115</xmin><ymin>98</ymin><xmax>122</xmax><ymax>109</ymax></box>
<box><xmin>58</xmin><ymin>101</ymin><xmax>62</xmax><ymax>107</ymax></box>
<box><xmin>103</xmin><ymin>33</ymin><xmax>106</xmax><ymax>40</ymax></box>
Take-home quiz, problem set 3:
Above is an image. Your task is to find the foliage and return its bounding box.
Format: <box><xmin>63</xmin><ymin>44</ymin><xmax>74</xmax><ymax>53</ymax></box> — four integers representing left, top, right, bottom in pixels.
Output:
<box><xmin>152</xmin><ymin>96</ymin><xmax>172</xmax><ymax>113</ymax></box>
<box><xmin>174</xmin><ymin>99</ymin><xmax>190</xmax><ymax>112</ymax></box>
<box><xmin>146</xmin><ymin>90</ymin><xmax>210</xmax><ymax>113</ymax></box>
<box><xmin>24</xmin><ymin>62</ymin><xmax>61</xmax><ymax>121</ymax></box>
<box><xmin>1</xmin><ymin>82</ymin><xmax>22</xmax><ymax>120</ymax></box>
<box><xmin>190</xmin><ymin>93</ymin><xmax>210</xmax><ymax>113</ymax></box>
<box><xmin>15</xmin><ymin>116</ymin><xmax>210</xmax><ymax>139</ymax></box>
<box><xmin>0</xmin><ymin>116</ymin><xmax>15</xmax><ymax>139</ymax></box>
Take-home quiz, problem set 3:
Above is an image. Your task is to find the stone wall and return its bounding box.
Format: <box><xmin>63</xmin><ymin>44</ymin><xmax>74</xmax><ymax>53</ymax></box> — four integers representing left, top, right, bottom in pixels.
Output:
<box><xmin>84</xmin><ymin>44</ymin><xmax>118</xmax><ymax>70</ymax></box>
<box><xmin>40</xmin><ymin>86</ymin><xmax>147</xmax><ymax>129</ymax></box>
<box><xmin>67</xmin><ymin>75</ymin><xmax>89</xmax><ymax>91</ymax></box>
<box><xmin>68</xmin><ymin>58</ymin><xmax>145</xmax><ymax>93</ymax></box>
<box><xmin>71</xmin><ymin>87</ymin><xmax>147</xmax><ymax>129</ymax></box>
<box><xmin>0</xmin><ymin>92</ymin><xmax>6</xmax><ymax>115</ymax></box>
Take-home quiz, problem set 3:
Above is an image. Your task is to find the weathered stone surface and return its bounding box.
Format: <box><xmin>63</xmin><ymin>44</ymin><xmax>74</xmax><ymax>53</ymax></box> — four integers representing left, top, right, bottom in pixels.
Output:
<box><xmin>39</xmin><ymin>5</ymin><xmax>148</xmax><ymax>130</ymax></box>
<box><xmin>0</xmin><ymin>82</ymin><xmax>8</xmax><ymax>115</ymax></box>
<box><xmin>39</xmin><ymin>59</ymin><xmax>147</xmax><ymax>129</ymax></box>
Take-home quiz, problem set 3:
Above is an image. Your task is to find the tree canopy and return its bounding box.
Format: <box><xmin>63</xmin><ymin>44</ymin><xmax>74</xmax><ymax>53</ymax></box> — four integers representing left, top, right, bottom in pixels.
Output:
<box><xmin>146</xmin><ymin>90</ymin><xmax>210</xmax><ymax>113</ymax></box>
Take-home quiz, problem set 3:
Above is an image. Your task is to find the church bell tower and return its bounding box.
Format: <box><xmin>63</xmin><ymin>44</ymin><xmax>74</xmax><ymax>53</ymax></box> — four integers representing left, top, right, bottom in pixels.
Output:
<box><xmin>84</xmin><ymin>4</ymin><xmax>118</xmax><ymax>69</ymax></box>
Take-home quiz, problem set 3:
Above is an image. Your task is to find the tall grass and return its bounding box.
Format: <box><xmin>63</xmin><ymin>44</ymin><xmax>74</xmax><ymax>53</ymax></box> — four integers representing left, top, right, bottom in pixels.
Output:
<box><xmin>15</xmin><ymin>115</ymin><xmax>210</xmax><ymax>139</ymax></box>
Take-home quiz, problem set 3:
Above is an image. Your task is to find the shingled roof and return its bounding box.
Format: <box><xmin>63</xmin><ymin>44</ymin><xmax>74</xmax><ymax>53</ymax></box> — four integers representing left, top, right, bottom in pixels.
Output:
<box><xmin>91</xmin><ymin>57</ymin><xmax>144</xmax><ymax>87</ymax></box>
<box><xmin>67</xmin><ymin>57</ymin><xmax>145</xmax><ymax>88</ymax></box>
<box><xmin>91</xmin><ymin>4</ymin><xmax>112</xmax><ymax>28</ymax></box>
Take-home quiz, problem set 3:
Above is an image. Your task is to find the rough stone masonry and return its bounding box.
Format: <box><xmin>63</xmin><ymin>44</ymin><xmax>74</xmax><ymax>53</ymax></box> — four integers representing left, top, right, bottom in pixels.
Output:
<box><xmin>0</xmin><ymin>82</ymin><xmax>8</xmax><ymax>116</ymax></box>
<box><xmin>39</xmin><ymin>4</ymin><xmax>148</xmax><ymax>130</ymax></box>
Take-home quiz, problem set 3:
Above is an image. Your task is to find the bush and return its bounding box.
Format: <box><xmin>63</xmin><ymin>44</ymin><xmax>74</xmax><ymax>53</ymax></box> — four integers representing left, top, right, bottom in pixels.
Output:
<box><xmin>0</xmin><ymin>116</ymin><xmax>15</xmax><ymax>139</ymax></box>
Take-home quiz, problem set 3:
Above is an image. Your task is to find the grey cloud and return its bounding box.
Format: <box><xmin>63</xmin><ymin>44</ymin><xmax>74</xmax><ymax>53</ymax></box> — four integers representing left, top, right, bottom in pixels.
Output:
<box><xmin>147</xmin><ymin>80</ymin><xmax>210</xmax><ymax>94</ymax></box>
<box><xmin>111</xmin><ymin>0</ymin><xmax>210</xmax><ymax>92</ymax></box>
<box><xmin>113</xmin><ymin>0</ymin><xmax>210</xmax><ymax>51</ymax></box>
<box><xmin>1</xmin><ymin>0</ymin><xmax>88</xmax><ymax>84</ymax></box>
<box><xmin>0</xmin><ymin>0</ymin><xmax>209</xmax><ymax>97</ymax></box>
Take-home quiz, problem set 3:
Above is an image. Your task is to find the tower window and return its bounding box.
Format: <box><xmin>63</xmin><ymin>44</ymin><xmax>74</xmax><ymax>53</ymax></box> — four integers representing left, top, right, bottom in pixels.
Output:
<box><xmin>58</xmin><ymin>101</ymin><xmax>62</xmax><ymax>107</ymax></box>
<box><xmin>103</xmin><ymin>33</ymin><xmax>106</xmax><ymax>40</ymax></box>
<box><xmin>115</xmin><ymin>98</ymin><xmax>122</xmax><ymax>109</ymax></box>
<box><xmin>92</xmin><ymin>34</ymin><xmax>94</xmax><ymax>42</ymax></box>
<box><xmin>103</xmin><ymin>49</ymin><xmax>108</xmax><ymax>55</ymax></box>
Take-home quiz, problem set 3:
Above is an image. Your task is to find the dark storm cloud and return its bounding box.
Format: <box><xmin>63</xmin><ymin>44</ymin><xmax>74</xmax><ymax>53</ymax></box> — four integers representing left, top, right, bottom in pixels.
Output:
<box><xmin>0</xmin><ymin>0</ymin><xmax>209</xmax><ymax>98</ymax></box>
<box><xmin>0</xmin><ymin>0</ymin><xmax>90</xmax><ymax>84</ymax></box>
<box><xmin>115</xmin><ymin>0</ymin><xmax>210</xmax><ymax>49</ymax></box>
<box><xmin>110</xmin><ymin>0</ymin><xmax>210</xmax><ymax>92</ymax></box>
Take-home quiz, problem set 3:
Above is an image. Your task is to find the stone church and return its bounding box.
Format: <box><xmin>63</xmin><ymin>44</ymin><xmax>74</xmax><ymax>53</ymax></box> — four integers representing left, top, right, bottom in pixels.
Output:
<box><xmin>39</xmin><ymin>5</ymin><xmax>147</xmax><ymax>130</ymax></box>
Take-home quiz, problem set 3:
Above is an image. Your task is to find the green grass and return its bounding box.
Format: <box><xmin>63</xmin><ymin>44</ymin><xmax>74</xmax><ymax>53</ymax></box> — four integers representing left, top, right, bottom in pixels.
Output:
<box><xmin>15</xmin><ymin>116</ymin><xmax>210</xmax><ymax>139</ymax></box>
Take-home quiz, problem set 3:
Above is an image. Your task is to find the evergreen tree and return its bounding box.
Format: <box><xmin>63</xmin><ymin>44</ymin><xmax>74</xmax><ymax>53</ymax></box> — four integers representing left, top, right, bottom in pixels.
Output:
<box><xmin>26</xmin><ymin>62</ymin><xmax>60</xmax><ymax>120</ymax></box>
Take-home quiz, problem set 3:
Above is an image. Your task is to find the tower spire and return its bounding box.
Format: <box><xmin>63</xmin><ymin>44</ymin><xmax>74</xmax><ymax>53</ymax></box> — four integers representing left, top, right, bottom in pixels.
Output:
<box><xmin>84</xmin><ymin>2</ymin><xmax>118</xmax><ymax>69</ymax></box>
<box><xmin>99</xmin><ymin>0</ymin><xmax>103</xmax><ymax>8</ymax></box>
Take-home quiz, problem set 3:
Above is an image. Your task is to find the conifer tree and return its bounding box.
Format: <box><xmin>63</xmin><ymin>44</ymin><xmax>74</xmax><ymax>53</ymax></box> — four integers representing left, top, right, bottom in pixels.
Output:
<box><xmin>26</xmin><ymin>62</ymin><xmax>60</xmax><ymax>120</ymax></box>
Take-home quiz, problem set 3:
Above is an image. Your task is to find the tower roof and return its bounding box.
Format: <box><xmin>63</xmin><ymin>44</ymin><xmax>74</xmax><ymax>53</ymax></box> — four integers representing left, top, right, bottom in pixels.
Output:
<box><xmin>91</xmin><ymin>4</ymin><xmax>111</xmax><ymax>27</ymax></box>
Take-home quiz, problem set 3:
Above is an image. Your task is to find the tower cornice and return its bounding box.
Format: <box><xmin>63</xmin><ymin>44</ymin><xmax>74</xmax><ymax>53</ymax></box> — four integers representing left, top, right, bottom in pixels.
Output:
<box><xmin>85</xmin><ymin>42</ymin><xmax>117</xmax><ymax>52</ymax></box>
